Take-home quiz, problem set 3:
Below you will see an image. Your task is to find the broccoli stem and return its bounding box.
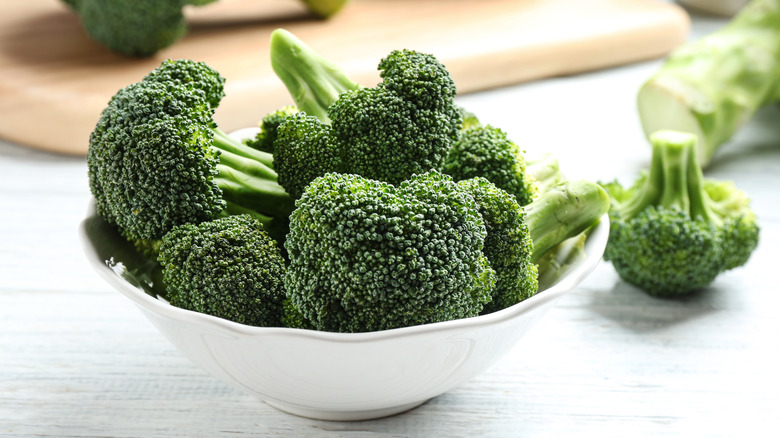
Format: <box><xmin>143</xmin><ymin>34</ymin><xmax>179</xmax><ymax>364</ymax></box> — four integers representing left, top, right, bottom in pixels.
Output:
<box><xmin>526</xmin><ymin>153</ymin><xmax>563</xmax><ymax>195</ymax></box>
<box><xmin>621</xmin><ymin>131</ymin><xmax>719</xmax><ymax>225</ymax></box>
<box><xmin>637</xmin><ymin>0</ymin><xmax>780</xmax><ymax>167</ymax></box>
<box><xmin>524</xmin><ymin>180</ymin><xmax>610</xmax><ymax>263</ymax></box>
<box><xmin>269</xmin><ymin>28</ymin><xmax>360</xmax><ymax>123</ymax></box>
<box><xmin>210</xmin><ymin>129</ymin><xmax>296</xmax><ymax>221</ymax></box>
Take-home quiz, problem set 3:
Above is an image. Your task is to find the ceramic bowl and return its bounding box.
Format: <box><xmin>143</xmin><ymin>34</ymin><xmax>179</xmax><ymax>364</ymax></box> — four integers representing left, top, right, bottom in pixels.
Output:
<box><xmin>80</xmin><ymin>201</ymin><xmax>607</xmax><ymax>421</ymax></box>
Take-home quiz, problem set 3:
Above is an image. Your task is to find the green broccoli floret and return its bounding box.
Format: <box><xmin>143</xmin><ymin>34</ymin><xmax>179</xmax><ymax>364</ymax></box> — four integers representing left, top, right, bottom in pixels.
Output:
<box><xmin>269</xmin><ymin>29</ymin><xmax>461</xmax><ymax>194</ymax></box>
<box><xmin>284</xmin><ymin>170</ymin><xmax>496</xmax><ymax>333</ymax></box>
<box><xmin>62</xmin><ymin>1</ymin><xmax>351</xmax><ymax>57</ymax></box>
<box><xmin>244</xmin><ymin>106</ymin><xmax>300</xmax><ymax>154</ymax></box>
<box><xmin>457</xmin><ymin>177</ymin><xmax>538</xmax><ymax>314</ymax></box>
<box><xmin>602</xmin><ymin>130</ymin><xmax>760</xmax><ymax>297</ymax></box>
<box><xmin>87</xmin><ymin>59</ymin><xmax>295</xmax><ymax>246</ymax></box>
<box><xmin>443</xmin><ymin>124</ymin><xmax>537</xmax><ymax>206</ymax></box>
<box><xmin>157</xmin><ymin>215</ymin><xmax>287</xmax><ymax>327</ymax></box>
<box><xmin>283</xmin><ymin>170</ymin><xmax>609</xmax><ymax>332</ymax></box>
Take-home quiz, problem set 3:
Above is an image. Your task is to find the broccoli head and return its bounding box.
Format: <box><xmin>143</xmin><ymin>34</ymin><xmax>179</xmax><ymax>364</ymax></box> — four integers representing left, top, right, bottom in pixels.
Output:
<box><xmin>63</xmin><ymin>1</ymin><xmax>351</xmax><ymax>57</ymax></box>
<box><xmin>444</xmin><ymin>124</ymin><xmax>538</xmax><ymax>206</ymax></box>
<box><xmin>244</xmin><ymin>106</ymin><xmax>300</xmax><ymax>154</ymax></box>
<box><xmin>284</xmin><ymin>170</ymin><xmax>496</xmax><ymax>333</ymax></box>
<box><xmin>87</xmin><ymin>59</ymin><xmax>294</xmax><ymax>246</ymax></box>
<box><xmin>269</xmin><ymin>29</ymin><xmax>462</xmax><ymax>193</ymax></box>
<box><xmin>457</xmin><ymin>177</ymin><xmax>538</xmax><ymax>314</ymax></box>
<box><xmin>602</xmin><ymin>130</ymin><xmax>760</xmax><ymax>297</ymax></box>
<box><xmin>157</xmin><ymin>215</ymin><xmax>287</xmax><ymax>327</ymax></box>
<box><xmin>273</xmin><ymin>112</ymin><xmax>343</xmax><ymax>199</ymax></box>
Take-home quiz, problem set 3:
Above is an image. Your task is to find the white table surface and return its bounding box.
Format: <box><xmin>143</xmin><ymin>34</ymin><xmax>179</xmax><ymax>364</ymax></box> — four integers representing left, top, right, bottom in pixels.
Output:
<box><xmin>2</xmin><ymin>7</ymin><xmax>779</xmax><ymax>438</ymax></box>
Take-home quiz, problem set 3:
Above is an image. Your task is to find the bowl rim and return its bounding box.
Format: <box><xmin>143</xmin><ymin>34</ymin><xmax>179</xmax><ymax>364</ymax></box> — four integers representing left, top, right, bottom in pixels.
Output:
<box><xmin>79</xmin><ymin>202</ymin><xmax>608</xmax><ymax>343</ymax></box>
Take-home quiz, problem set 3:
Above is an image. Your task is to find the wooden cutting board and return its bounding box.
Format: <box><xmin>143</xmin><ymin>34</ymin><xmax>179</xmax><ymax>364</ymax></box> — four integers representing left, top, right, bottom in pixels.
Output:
<box><xmin>0</xmin><ymin>0</ymin><xmax>689</xmax><ymax>155</ymax></box>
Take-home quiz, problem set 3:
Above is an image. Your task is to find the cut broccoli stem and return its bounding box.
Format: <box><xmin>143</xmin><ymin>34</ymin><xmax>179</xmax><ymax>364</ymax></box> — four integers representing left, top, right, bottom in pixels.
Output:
<box><xmin>269</xmin><ymin>28</ymin><xmax>361</xmax><ymax>123</ymax></box>
<box><xmin>637</xmin><ymin>0</ymin><xmax>780</xmax><ymax>167</ymax></box>
<box><xmin>525</xmin><ymin>180</ymin><xmax>610</xmax><ymax>263</ymax></box>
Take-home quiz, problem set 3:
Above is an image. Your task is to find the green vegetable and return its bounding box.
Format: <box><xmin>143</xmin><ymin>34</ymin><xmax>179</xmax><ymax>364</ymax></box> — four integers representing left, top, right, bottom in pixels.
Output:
<box><xmin>457</xmin><ymin>177</ymin><xmax>538</xmax><ymax>314</ymax></box>
<box><xmin>87</xmin><ymin>59</ymin><xmax>295</xmax><ymax>246</ymax></box>
<box><xmin>284</xmin><ymin>170</ymin><xmax>609</xmax><ymax>332</ymax></box>
<box><xmin>244</xmin><ymin>106</ymin><xmax>300</xmax><ymax>154</ymax></box>
<box><xmin>158</xmin><ymin>215</ymin><xmax>287</xmax><ymax>327</ymax></box>
<box><xmin>602</xmin><ymin>130</ymin><xmax>760</xmax><ymax>297</ymax></box>
<box><xmin>269</xmin><ymin>29</ymin><xmax>361</xmax><ymax>123</ymax></box>
<box><xmin>444</xmin><ymin>124</ymin><xmax>538</xmax><ymax>206</ymax></box>
<box><xmin>61</xmin><ymin>0</ymin><xmax>351</xmax><ymax>57</ymax></box>
<box><xmin>269</xmin><ymin>29</ymin><xmax>462</xmax><ymax>197</ymax></box>
<box><xmin>637</xmin><ymin>0</ymin><xmax>780</xmax><ymax>167</ymax></box>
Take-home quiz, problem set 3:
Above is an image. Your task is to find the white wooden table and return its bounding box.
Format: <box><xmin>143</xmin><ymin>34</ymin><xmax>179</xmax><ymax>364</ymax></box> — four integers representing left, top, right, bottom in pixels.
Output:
<box><xmin>2</xmin><ymin>10</ymin><xmax>779</xmax><ymax>437</ymax></box>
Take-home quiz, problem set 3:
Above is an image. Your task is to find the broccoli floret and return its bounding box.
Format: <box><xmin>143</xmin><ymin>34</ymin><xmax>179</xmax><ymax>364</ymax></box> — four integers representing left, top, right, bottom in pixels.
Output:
<box><xmin>602</xmin><ymin>130</ymin><xmax>760</xmax><ymax>297</ymax></box>
<box><xmin>283</xmin><ymin>170</ymin><xmax>609</xmax><ymax>332</ymax></box>
<box><xmin>269</xmin><ymin>29</ymin><xmax>461</xmax><ymax>192</ymax></box>
<box><xmin>87</xmin><ymin>59</ymin><xmax>295</xmax><ymax>246</ymax></box>
<box><xmin>62</xmin><ymin>1</ymin><xmax>351</xmax><ymax>57</ymax></box>
<box><xmin>457</xmin><ymin>177</ymin><xmax>538</xmax><ymax>314</ymax></box>
<box><xmin>157</xmin><ymin>215</ymin><xmax>287</xmax><ymax>327</ymax></box>
<box><xmin>443</xmin><ymin>125</ymin><xmax>537</xmax><ymax>206</ymax></box>
<box><xmin>284</xmin><ymin>171</ymin><xmax>496</xmax><ymax>333</ymax></box>
<box><xmin>273</xmin><ymin>113</ymin><xmax>343</xmax><ymax>199</ymax></box>
<box><xmin>244</xmin><ymin>106</ymin><xmax>300</xmax><ymax>154</ymax></box>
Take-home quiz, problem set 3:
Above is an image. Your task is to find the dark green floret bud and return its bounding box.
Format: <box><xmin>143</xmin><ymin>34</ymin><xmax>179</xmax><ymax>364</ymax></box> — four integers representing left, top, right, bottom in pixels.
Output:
<box><xmin>157</xmin><ymin>215</ymin><xmax>287</xmax><ymax>327</ymax></box>
<box><xmin>457</xmin><ymin>177</ymin><xmax>538</xmax><ymax>314</ymax></box>
<box><xmin>274</xmin><ymin>112</ymin><xmax>344</xmax><ymax>199</ymax></box>
<box><xmin>444</xmin><ymin>125</ymin><xmax>538</xmax><ymax>206</ymax></box>
<box><xmin>244</xmin><ymin>106</ymin><xmax>301</xmax><ymax>154</ymax></box>
<box><xmin>602</xmin><ymin>130</ymin><xmax>760</xmax><ymax>297</ymax></box>
<box><xmin>270</xmin><ymin>29</ymin><xmax>462</xmax><ymax>190</ymax></box>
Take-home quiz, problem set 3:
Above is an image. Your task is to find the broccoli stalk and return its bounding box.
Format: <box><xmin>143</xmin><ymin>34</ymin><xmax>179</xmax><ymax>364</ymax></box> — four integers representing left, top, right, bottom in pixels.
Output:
<box><xmin>269</xmin><ymin>29</ymin><xmax>361</xmax><ymax>123</ymax></box>
<box><xmin>524</xmin><ymin>180</ymin><xmax>610</xmax><ymax>264</ymax></box>
<box><xmin>63</xmin><ymin>0</ymin><xmax>351</xmax><ymax>57</ymax></box>
<box><xmin>602</xmin><ymin>130</ymin><xmax>760</xmax><ymax>296</ymax></box>
<box><xmin>637</xmin><ymin>0</ymin><xmax>780</xmax><ymax>167</ymax></box>
<box><xmin>269</xmin><ymin>28</ymin><xmax>462</xmax><ymax>196</ymax></box>
<box><xmin>87</xmin><ymin>59</ymin><xmax>295</xmax><ymax>246</ymax></box>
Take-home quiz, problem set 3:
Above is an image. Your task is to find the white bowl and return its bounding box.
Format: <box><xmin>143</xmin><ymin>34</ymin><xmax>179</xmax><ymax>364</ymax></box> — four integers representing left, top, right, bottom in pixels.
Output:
<box><xmin>80</xmin><ymin>201</ymin><xmax>608</xmax><ymax>421</ymax></box>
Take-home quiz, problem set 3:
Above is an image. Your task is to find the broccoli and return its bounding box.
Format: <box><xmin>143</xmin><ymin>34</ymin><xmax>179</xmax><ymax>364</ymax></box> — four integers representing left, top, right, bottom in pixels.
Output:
<box><xmin>157</xmin><ymin>215</ymin><xmax>287</xmax><ymax>327</ymax></box>
<box><xmin>62</xmin><ymin>0</ymin><xmax>351</xmax><ymax>57</ymax></box>
<box><xmin>284</xmin><ymin>170</ymin><xmax>609</xmax><ymax>332</ymax></box>
<box><xmin>87</xmin><ymin>59</ymin><xmax>295</xmax><ymax>247</ymax></box>
<box><xmin>602</xmin><ymin>130</ymin><xmax>760</xmax><ymax>297</ymax></box>
<box><xmin>526</xmin><ymin>153</ymin><xmax>564</xmax><ymax>195</ymax></box>
<box><xmin>244</xmin><ymin>106</ymin><xmax>300</xmax><ymax>154</ymax></box>
<box><xmin>269</xmin><ymin>29</ymin><xmax>462</xmax><ymax>195</ymax></box>
<box><xmin>443</xmin><ymin>124</ymin><xmax>537</xmax><ymax>206</ymax></box>
<box><xmin>456</xmin><ymin>177</ymin><xmax>538</xmax><ymax>314</ymax></box>
<box><xmin>284</xmin><ymin>170</ymin><xmax>495</xmax><ymax>333</ymax></box>
<box><xmin>269</xmin><ymin>29</ymin><xmax>361</xmax><ymax>124</ymax></box>
<box><xmin>637</xmin><ymin>0</ymin><xmax>780</xmax><ymax>167</ymax></box>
